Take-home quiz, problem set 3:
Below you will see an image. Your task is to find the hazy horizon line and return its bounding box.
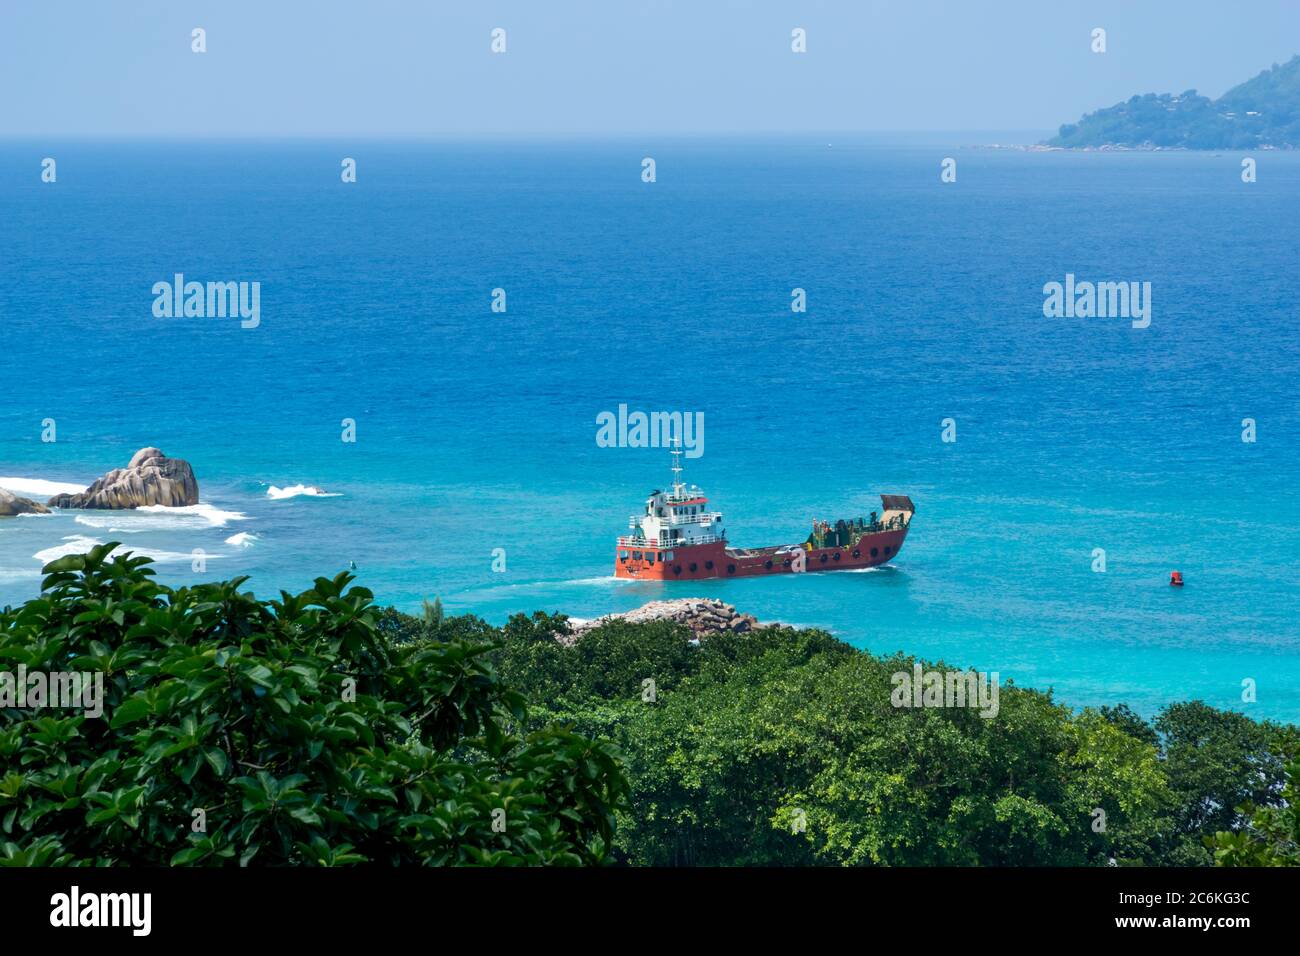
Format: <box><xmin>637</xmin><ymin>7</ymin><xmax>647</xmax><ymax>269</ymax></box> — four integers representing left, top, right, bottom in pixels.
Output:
<box><xmin>0</xmin><ymin>128</ymin><xmax>1055</xmax><ymax>143</ymax></box>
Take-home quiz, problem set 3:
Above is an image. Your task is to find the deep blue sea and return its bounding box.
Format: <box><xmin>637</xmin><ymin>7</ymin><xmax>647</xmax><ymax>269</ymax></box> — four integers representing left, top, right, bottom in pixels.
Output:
<box><xmin>2</xmin><ymin>137</ymin><xmax>1297</xmax><ymax>722</ymax></box>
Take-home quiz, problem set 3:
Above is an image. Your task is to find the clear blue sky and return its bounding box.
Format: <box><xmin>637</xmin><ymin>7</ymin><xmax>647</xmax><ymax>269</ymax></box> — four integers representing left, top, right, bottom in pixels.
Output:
<box><xmin>3</xmin><ymin>0</ymin><xmax>1298</xmax><ymax>136</ymax></box>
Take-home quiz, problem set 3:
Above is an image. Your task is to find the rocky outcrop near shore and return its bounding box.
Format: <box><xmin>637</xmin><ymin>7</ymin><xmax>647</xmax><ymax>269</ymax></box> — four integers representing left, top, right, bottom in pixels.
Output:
<box><xmin>0</xmin><ymin>487</ymin><xmax>51</xmax><ymax>516</ymax></box>
<box><xmin>564</xmin><ymin>598</ymin><xmax>764</xmax><ymax>644</ymax></box>
<box><xmin>46</xmin><ymin>447</ymin><xmax>199</xmax><ymax>510</ymax></box>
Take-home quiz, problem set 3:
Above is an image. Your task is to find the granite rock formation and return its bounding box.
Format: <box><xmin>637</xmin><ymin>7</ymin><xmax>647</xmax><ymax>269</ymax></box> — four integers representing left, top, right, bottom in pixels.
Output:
<box><xmin>0</xmin><ymin>488</ymin><xmax>51</xmax><ymax>516</ymax></box>
<box><xmin>46</xmin><ymin>447</ymin><xmax>199</xmax><ymax>510</ymax></box>
<box><xmin>563</xmin><ymin>598</ymin><xmax>764</xmax><ymax>644</ymax></box>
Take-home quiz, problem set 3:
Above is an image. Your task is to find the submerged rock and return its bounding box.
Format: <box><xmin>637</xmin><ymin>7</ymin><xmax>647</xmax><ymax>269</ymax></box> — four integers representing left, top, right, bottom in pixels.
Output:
<box><xmin>0</xmin><ymin>487</ymin><xmax>51</xmax><ymax>516</ymax></box>
<box><xmin>47</xmin><ymin>447</ymin><xmax>199</xmax><ymax>510</ymax></box>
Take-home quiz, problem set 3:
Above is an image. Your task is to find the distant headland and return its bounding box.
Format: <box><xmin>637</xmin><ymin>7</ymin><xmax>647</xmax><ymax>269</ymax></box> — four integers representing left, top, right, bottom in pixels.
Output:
<box><xmin>1045</xmin><ymin>54</ymin><xmax>1300</xmax><ymax>150</ymax></box>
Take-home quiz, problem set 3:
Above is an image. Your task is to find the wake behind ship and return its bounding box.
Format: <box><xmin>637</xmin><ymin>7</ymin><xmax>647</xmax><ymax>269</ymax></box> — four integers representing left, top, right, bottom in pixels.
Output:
<box><xmin>615</xmin><ymin>448</ymin><xmax>914</xmax><ymax>580</ymax></box>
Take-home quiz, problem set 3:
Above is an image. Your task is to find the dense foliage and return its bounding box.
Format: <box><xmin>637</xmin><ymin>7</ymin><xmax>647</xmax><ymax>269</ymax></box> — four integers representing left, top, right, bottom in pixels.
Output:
<box><xmin>4</xmin><ymin>548</ymin><xmax>1294</xmax><ymax>867</ymax></box>
<box><xmin>1049</xmin><ymin>54</ymin><xmax>1300</xmax><ymax>148</ymax></box>
<box><xmin>0</xmin><ymin>545</ymin><xmax>626</xmax><ymax>866</ymax></box>
<box><xmin>1210</xmin><ymin>759</ymin><xmax>1300</xmax><ymax>866</ymax></box>
<box><xmin>408</xmin><ymin>609</ymin><xmax>1294</xmax><ymax>867</ymax></box>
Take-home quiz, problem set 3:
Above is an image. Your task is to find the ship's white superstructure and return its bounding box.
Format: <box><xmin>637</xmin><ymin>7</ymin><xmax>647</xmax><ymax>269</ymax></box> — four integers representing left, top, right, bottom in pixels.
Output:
<box><xmin>622</xmin><ymin>447</ymin><xmax>724</xmax><ymax>550</ymax></box>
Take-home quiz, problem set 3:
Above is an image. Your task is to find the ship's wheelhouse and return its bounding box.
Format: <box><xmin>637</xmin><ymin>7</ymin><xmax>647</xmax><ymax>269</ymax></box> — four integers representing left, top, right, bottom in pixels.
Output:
<box><xmin>625</xmin><ymin>486</ymin><xmax>725</xmax><ymax>550</ymax></box>
<box><xmin>617</xmin><ymin>447</ymin><xmax>728</xmax><ymax>575</ymax></box>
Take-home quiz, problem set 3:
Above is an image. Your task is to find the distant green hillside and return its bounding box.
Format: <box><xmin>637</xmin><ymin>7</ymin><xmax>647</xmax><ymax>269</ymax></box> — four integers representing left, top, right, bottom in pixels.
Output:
<box><xmin>1048</xmin><ymin>55</ymin><xmax>1300</xmax><ymax>149</ymax></box>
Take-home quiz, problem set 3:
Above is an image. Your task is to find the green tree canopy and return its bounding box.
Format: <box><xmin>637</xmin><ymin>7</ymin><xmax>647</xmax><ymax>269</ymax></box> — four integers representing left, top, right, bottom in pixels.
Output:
<box><xmin>490</xmin><ymin>615</ymin><xmax>1295</xmax><ymax>867</ymax></box>
<box><xmin>1047</xmin><ymin>53</ymin><xmax>1300</xmax><ymax>148</ymax></box>
<box><xmin>0</xmin><ymin>544</ymin><xmax>626</xmax><ymax>866</ymax></box>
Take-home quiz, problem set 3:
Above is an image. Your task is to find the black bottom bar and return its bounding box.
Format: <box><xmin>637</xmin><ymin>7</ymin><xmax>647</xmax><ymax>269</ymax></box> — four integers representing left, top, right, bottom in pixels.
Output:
<box><xmin>2</xmin><ymin>866</ymin><xmax>1291</xmax><ymax>941</ymax></box>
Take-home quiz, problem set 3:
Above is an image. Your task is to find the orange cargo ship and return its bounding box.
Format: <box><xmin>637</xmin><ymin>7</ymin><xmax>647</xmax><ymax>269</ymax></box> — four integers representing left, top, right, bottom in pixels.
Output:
<box><xmin>614</xmin><ymin>448</ymin><xmax>914</xmax><ymax>581</ymax></box>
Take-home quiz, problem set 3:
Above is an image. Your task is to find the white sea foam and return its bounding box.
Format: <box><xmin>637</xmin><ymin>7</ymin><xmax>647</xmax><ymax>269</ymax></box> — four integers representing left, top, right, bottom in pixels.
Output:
<box><xmin>225</xmin><ymin>532</ymin><xmax>259</xmax><ymax>548</ymax></box>
<box><xmin>557</xmin><ymin>576</ymin><xmax>630</xmax><ymax>587</ymax></box>
<box><xmin>33</xmin><ymin>535</ymin><xmax>221</xmax><ymax>566</ymax></box>
<box><xmin>74</xmin><ymin>515</ymin><xmax>144</xmax><ymax>533</ymax></box>
<box><xmin>0</xmin><ymin>476</ymin><xmax>89</xmax><ymax>497</ymax></box>
<box><xmin>126</xmin><ymin>546</ymin><xmax>215</xmax><ymax>565</ymax></box>
<box><xmin>486</xmin><ymin>576</ymin><xmax>630</xmax><ymax>592</ymax></box>
<box><xmin>0</xmin><ymin>567</ymin><xmax>40</xmax><ymax>584</ymax></box>
<box><xmin>34</xmin><ymin>535</ymin><xmax>106</xmax><ymax>563</ymax></box>
<box><xmin>136</xmin><ymin>503</ymin><xmax>249</xmax><ymax>527</ymax></box>
<box><xmin>454</xmin><ymin>576</ymin><xmax>635</xmax><ymax>604</ymax></box>
<box><xmin>73</xmin><ymin>503</ymin><xmax>248</xmax><ymax>532</ymax></box>
<box><xmin>266</xmin><ymin>484</ymin><xmax>342</xmax><ymax>500</ymax></box>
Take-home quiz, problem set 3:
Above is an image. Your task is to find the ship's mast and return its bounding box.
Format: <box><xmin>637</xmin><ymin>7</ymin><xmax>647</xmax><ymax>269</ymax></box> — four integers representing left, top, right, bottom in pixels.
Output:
<box><xmin>671</xmin><ymin>436</ymin><xmax>685</xmax><ymax>498</ymax></box>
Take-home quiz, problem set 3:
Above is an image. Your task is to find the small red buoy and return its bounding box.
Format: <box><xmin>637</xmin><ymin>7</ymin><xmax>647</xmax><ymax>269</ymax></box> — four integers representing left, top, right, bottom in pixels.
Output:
<box><xmin>1170</xmin><ymin>571</ymin><xmax>1184</xmax><ymax>587</ymax></box>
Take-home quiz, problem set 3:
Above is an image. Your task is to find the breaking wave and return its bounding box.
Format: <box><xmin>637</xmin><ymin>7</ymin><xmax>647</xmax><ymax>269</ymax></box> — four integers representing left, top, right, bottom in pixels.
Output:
<box><xmin>33</xmin><ymin>535</ymin><xmax>220</xmax><ymax>566</ymax></box>
<box><xmin>73</xmin><ymin>503</ymin><xmax>248</xmax><ymax>532</ymax></box>
<box><xmin>137</xmin><ymin>503</ymin><xmax>249</xmax><ymax>527</ymax></box>
<box><xmin>0</xmin><ymin>476</ymin><xmax>88</xmax><ymax>497</ymax></box>
<box><xmin>266</xmin><ymin>484</ymin><xmax>342</xmax><ymax>500</ymax></box>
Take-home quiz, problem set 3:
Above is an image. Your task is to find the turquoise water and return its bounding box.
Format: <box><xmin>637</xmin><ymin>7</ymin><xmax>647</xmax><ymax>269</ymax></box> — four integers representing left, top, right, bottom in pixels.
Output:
<box><xmin>1</xmin><ymin>138</ymin><xmax>1297</xmax><ymax>721</ymax></box>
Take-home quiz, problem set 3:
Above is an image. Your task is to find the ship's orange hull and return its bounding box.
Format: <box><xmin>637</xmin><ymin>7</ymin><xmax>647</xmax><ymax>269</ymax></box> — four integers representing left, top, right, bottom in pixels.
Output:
<box><xmin>614</xmin><ymin>526</ymin><xmax>909</xmax><ymax>580</ymax></box>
